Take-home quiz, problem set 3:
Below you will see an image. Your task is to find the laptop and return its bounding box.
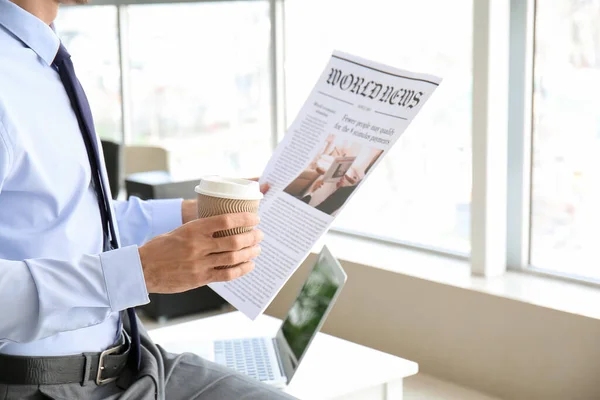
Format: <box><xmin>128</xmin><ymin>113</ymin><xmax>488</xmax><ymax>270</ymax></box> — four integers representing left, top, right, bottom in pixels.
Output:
<box><xmin>211</xmin><ymin>246</ymin><xmax>347</xmax><ymax>388</ymax></box>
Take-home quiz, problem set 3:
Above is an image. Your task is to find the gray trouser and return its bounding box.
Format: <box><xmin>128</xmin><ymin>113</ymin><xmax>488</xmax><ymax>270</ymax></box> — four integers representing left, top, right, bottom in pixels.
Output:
<box><xmin>0</xmin><ymin>316</ymin><xmax>298</xmax><ymax>400</ymax></box>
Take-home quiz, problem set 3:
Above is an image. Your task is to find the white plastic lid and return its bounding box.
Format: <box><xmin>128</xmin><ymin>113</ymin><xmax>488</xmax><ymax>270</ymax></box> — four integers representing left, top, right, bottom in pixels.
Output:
<box><xmin>194</xmin><ymin>176</ymin><xmax>264</xmax><ymax>200</ymax></box>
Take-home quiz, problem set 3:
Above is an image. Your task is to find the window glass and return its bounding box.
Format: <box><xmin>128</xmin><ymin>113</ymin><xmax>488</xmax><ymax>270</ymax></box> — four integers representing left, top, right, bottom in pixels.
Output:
<box><xmin>530</xmin><ymin>0</ymin><xmax>600</xmax><ymax>278</ymax></box>
<box><xmin>285</xmin><ymin>0</ymin><xmax>473</xmax><ymax>253</ymax></box>
<box><xmin>127</xmin><ymin>2</ymin><xmax>272</xmax><ymax>179</ymax></box>
<box><xmin>55</xmin><ymin>7</ymin><xmax>122</xmax><ymax>142</ymax></box>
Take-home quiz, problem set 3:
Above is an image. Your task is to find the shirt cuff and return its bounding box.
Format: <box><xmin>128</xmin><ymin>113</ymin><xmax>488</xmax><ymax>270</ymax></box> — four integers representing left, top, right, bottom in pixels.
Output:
<box><xmin>100</xmin><ymin>245</ymin><xmax>149</xmax><ymax>312</ymax></box>
<box><xmin>149</xmin><ymin>198</ymin><xmax>183</xmax><ymax>237</ymax></box>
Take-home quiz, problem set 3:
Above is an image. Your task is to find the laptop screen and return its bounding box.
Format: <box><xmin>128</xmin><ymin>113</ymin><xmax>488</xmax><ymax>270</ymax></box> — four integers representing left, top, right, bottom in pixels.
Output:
<box><xmin>280</xmin><ymin>249</ymin><xmax>343</xmax><ymax>361</ymax></box>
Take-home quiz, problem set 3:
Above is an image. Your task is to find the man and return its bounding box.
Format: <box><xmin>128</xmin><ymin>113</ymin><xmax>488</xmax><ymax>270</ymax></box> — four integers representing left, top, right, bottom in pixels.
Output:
<box><xmin>0</xmin><ymin>0</ymin><xmax>297</xmax><ymax>399</ymax></box>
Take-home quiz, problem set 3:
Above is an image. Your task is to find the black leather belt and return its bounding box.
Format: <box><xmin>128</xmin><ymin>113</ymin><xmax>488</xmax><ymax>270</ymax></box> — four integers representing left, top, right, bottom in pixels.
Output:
<box><xmin>0</xmin><ymin>332</ymin><xmax>130</xmax><ymax>386</ymax></box>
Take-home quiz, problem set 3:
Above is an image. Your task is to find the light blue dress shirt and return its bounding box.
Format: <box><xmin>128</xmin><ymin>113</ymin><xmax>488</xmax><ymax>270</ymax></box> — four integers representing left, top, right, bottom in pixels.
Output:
<box><xmin>0</xmin><ymin>0</ymin><xmax>183</xmax><ymax>356</ymax></box>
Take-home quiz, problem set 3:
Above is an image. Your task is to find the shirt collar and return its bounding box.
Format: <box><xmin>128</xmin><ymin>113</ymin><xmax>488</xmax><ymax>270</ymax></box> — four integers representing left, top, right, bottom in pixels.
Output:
<box><xmin>0</xmin><ymin>0</ymin><xmax>60</xmax><ymax>65</ymax></box>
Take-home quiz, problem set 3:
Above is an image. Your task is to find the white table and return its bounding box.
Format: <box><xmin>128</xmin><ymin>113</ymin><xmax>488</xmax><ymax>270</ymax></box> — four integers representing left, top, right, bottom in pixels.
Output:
<box><xmin>149</xmin><ymin>312</ymin><xmax>418</xmax><ymax>400</ymax></box>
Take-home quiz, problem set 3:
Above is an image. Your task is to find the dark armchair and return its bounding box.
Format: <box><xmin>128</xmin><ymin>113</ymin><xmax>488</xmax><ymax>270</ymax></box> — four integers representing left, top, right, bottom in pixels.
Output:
<box><xmin>100</xmin><ymin>139</ymin><xmax>121</xmax><ymax>199</ymax></box>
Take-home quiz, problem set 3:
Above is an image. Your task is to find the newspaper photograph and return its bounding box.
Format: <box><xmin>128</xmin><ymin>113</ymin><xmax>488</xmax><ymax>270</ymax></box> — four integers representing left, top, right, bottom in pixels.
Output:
<box><xmin>209</xmin><ymin>51</ymin><xmax>442</xmax><ymax>319</ymax></box>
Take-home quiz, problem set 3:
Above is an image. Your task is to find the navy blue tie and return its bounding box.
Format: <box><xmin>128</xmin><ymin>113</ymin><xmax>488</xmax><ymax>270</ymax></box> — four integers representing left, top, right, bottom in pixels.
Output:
<box><xmin>52</xmin><ymin>43</ymin><xmax>141</xmax><ymax>369</ymax></box>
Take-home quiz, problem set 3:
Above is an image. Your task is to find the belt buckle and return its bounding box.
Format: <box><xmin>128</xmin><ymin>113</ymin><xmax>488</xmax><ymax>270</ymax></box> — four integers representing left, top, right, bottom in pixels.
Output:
<box><xmin>96</xmin><ymin>345</ymin><xmax>121</xmax><ymax>386</ymax></box>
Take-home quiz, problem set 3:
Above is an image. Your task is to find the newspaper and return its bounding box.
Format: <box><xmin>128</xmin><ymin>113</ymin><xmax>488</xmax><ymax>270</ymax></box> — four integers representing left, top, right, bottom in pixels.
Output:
<box><xmin>209</xmin><ymin>51</ymin><xmax>442</xmax><ymax>319</ymax></box>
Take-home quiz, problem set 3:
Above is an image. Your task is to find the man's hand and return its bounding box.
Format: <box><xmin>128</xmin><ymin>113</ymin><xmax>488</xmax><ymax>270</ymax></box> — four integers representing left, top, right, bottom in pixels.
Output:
<box><xmin>312</xmin><ymin>178</ymin><xmax>325</xmax><ymax>191</ymax></box>
<box><xmin>248</xmin><ymin>177</ymin><xmax>270</xmax><ymax>196</ymax></box>
<box><xmin>139</xmin><ymin>213</ymin><xmax>263</xmax><ymax>294</ymax></box>
<box><xmin>182</xmin><ymin>199</ymin><xmax>198</xmax><ymax>224</ymax></box>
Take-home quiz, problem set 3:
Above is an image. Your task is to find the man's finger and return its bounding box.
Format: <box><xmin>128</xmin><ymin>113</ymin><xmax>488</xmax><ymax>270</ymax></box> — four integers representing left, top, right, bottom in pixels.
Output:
<box><xmin>260</xmin><ymin>183</ymin><xmax>270</xmax><ymax>194</ymax></box>
<box><xmin>245</xmin><ymin>177</ymin><xmax>269</xmax><ymax>194</ymax></box>
<box><xmin>213</xmin><ymin>230</ymin><xmax>264</xmax><ymax>252</ymax></box>
<box><xmin>192</xmin><ymin>213</ymin><xmax>260</xmax><ymax>234</ymax></box>
<box><xmin>207</xmin><ymin>245</ymin><xmax>261</xmax><ymax>268</ymax></box>
<box><xmin>211</xmin><ymin>261</ymin><xmax>256</xmax><ymax>282</ymax></box>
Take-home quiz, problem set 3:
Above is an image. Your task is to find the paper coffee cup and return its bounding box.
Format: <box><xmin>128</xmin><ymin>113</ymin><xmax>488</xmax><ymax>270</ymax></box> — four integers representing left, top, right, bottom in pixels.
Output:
<box><xmin>195</xmin><ymin>176</ymin><xmax>263</xmax><ymax>240</ymax></box>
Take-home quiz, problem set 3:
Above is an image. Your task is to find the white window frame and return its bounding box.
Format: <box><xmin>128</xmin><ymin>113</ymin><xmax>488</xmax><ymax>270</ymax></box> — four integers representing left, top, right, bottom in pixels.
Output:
<box><xmin>507</xmin><ymin>0</ymin><xmax>535</xmax><ymax>273</ymax></box>
<box><xmin>471</xmin><ymin>0</ymin><xmax>510</xmax><ymax>277</ymax></box>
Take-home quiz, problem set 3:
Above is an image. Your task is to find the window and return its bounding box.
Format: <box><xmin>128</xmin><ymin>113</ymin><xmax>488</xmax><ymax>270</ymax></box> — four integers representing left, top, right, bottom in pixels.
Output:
<box><xmin>126</xmin><ymin>3</ymin><xmax>273</xmax><ymax>179</ymax></box>
<box><xmin>285</xmin><ymin>0</ymin><xmax>473</xmax><ymax>254</ymax></box>
<box><xmin>54</xmin><ymin>7</ymin><xmax>122</xmax><ymax>143</ymax></box>
<box><xmin>530</xmin><ymin>0</ymin><xmax>600</xmax><ymax>279</ymax></box>
<box><xmin>53</xmin><ymin>0</ymin><xmax>600</xmax><ymax>284</ymax></box>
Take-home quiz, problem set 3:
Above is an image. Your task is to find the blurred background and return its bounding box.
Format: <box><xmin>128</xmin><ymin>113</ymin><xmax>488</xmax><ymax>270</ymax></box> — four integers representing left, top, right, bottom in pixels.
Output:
<box><xmin>56</xmin><ymin>0</ymin><xmax>600</xmax><ymax>280</ymax></box>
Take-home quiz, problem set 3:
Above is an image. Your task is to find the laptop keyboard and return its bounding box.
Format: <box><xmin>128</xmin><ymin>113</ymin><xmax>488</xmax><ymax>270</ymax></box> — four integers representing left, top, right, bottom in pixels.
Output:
<box><xmin>214</xmin><ymin>338</ymin><xmax>276</xmax><ymax>382</ymax></box>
